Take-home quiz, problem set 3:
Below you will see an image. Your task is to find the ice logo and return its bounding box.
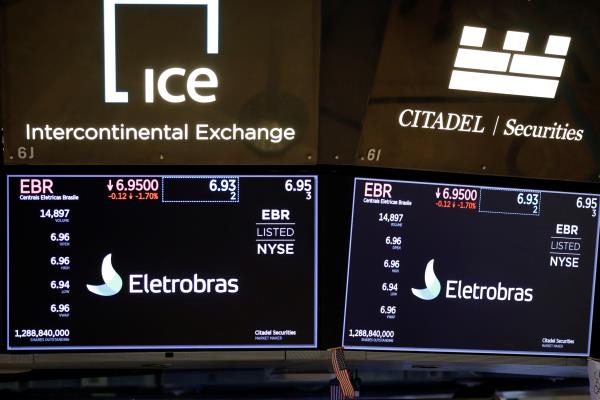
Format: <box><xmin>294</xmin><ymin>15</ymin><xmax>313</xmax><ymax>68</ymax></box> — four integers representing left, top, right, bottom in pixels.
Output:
<box><xmin>411</xmin><ymin>259</ymin><xmax>441</xmax><ymax>300</ymax></box>
<box><xmin>87</xmin><ymin>254</ymin><xmax>123</xmax><ymax>296</ymax></box>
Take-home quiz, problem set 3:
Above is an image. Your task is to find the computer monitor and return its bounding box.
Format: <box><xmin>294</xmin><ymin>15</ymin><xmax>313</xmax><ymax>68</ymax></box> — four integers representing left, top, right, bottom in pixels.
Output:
<box><xmin>6</xmin><ymin>174</ymin><xmax>317</xmax><ymax>351</ymax></box>
<box><xmin>343</xmin><ymin>177</ymin><xmax>599</xmax><ymax>356</ymax></box>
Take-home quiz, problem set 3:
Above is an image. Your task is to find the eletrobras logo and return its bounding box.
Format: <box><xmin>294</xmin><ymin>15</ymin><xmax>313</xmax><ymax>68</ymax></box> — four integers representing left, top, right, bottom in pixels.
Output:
<box><xmin>87</xmin><ymin>254</ymin><xmax>123</xmax><ymax>297</ymax></box>
<box><xmin>411</xmin><ymin>259</ymin><xmax>534</xmax><ymax>302</ymax></box>
<box><xmin>411</xmin><ymin>259</ymin><xmax>441</xmax><ymax>300</ymax></box>
<box><xmin>87</xmin><ymin>253</ymin><xmax>239</xmax><ymax>296</ymax></box>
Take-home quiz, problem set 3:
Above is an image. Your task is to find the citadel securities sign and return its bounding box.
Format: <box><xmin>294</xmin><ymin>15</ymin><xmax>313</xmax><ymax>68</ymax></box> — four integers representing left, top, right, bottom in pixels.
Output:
<box><xmin>391</xmin><ymin>27</ymin><xmax>584</xmax><ymax>143</ymax></box>
<box><xmin>352</xmin><ymin>0</ymin><xmax>600</xmax><ymax>182</ymax></box>
<box><xmin>1</xmin><ymin>0</ymin><xmax>319</xmax><ymax>164</ymax></box>
<box><xmin>397</xmin><ymin>108</ymin><xmax>584</xmax><ymax>142</ymax></box>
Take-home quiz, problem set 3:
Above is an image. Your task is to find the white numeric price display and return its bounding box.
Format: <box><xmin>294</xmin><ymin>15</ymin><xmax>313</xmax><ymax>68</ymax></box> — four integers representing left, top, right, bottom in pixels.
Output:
<box><xmin>50</xmin><ymin>256</ymin><xmax>70</xmax><ymax>266</ymax></box>
<box><xmin>379</xmin><ymin>305</ymin><xmax>396</xmax><ymax>315</ymax></box>
<box><xmin>438</xmin><ymin>187</ymin><xmax>478</xmax><ymax>201</ymax></box>
<box><xmin>50</xmin><ymin>304</ymin><xmax>70</xmax><ymax>313</ymax></box>
<box><xmin>14</xmin><ymin>329</ymin><xmax>70</xmax><ymax>339</ymax></box>
<box><xmin>50</xmin><ymin>232</ymin><xmax>70</xmax><ymax>242</ymax></box>
<box><xmin>285</xmin><ymin>179</ymin><xmax>313</xmax><ymax>200</ymax></box>
<box><xmin>385</xmin><ymin>236</ymin><xmax>402</xmax><ymax>246</ymax></box>
<box><xmin>50</xmin><ymin>280</ymin><xmax>70</xmax><ymax>290</ymax></box>
<box><xmin>111</xmin><ymin>179</ymin><xmax>159</xmax><ymax>192</ymax></box>
<box><xmin>381</xmin><ymin>282</ymin><xmax>398</xmax><ymax>292</ymax></box>
<box><xmin>517</xmin><ymin>193</ymin><xmax>539</xmax><ymax>205</ymax></box>
<box><xmin>348</xmin><ymin>329</ymin><xmax>395</xmax><ymax>339</ymax></box>
<box><xmin>40</xmin><ymin>209</ymin><xmax>70</xmax><ymax>219</ymax></box>
<box><xmin>576</xmin><ymin>196</ymin><xmax>598</xmax><ymax>217</ymax></box>
<box><xmin>209</xmin><ymin>178</ymin><xmax>237</xmax><ymax>201</ymax></box>
<box><xmin>209</xmin><ymin>178</ymin><xmax>237</xmax><ymax>192</ymax></box>
<box><xmin>378</xmin><ymin>213</ymin><xmax>403</xmax><ymax>223</ymax></box>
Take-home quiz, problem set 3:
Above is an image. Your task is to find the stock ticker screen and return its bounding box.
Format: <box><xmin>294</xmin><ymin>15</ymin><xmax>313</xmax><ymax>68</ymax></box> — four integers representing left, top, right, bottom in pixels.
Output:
<box><xmin>6</xmin><ymin>175</ymin><xmax>317</xmax><ymax>350</ymax></box>
<box><xmin>343</xmin><ymin>178</ymin><xmax>600</xmax><ymax>356</ymax></box>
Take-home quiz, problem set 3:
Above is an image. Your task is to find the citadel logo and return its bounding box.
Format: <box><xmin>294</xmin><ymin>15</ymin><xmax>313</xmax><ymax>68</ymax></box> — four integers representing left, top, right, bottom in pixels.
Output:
<box><xmin>103</xmin><ymin>0</ymin><xmax>220</xmax><ymax>103</ymax></box>
<box><xmin>448</xmin><ymin>25</ymin><xmax>571</xmax><ymax>98</ymax></box>
<box><xmin>87</xmin><ymin>254</ymin><xmax>123</xmax><ymax>297</ymax></box>
<box><xmin>411</xmin><ymin>259</ymin><xmax>534</xmax><ymax>303</ymax></box>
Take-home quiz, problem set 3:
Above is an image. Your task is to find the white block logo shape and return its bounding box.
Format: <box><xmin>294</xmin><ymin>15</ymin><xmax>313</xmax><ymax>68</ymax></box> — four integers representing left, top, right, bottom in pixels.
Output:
<box><xmin>449</xmin><ymin>26</ymin><xmax>571</xmax><ymax>99</ymax></box>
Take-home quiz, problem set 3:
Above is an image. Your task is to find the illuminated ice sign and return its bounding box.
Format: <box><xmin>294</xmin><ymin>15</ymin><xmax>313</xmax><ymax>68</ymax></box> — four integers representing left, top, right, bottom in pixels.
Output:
<box><xmin>2</xmin><ymin>0</ymin><xmax>319</xmax><ymax>164</ymax></box>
